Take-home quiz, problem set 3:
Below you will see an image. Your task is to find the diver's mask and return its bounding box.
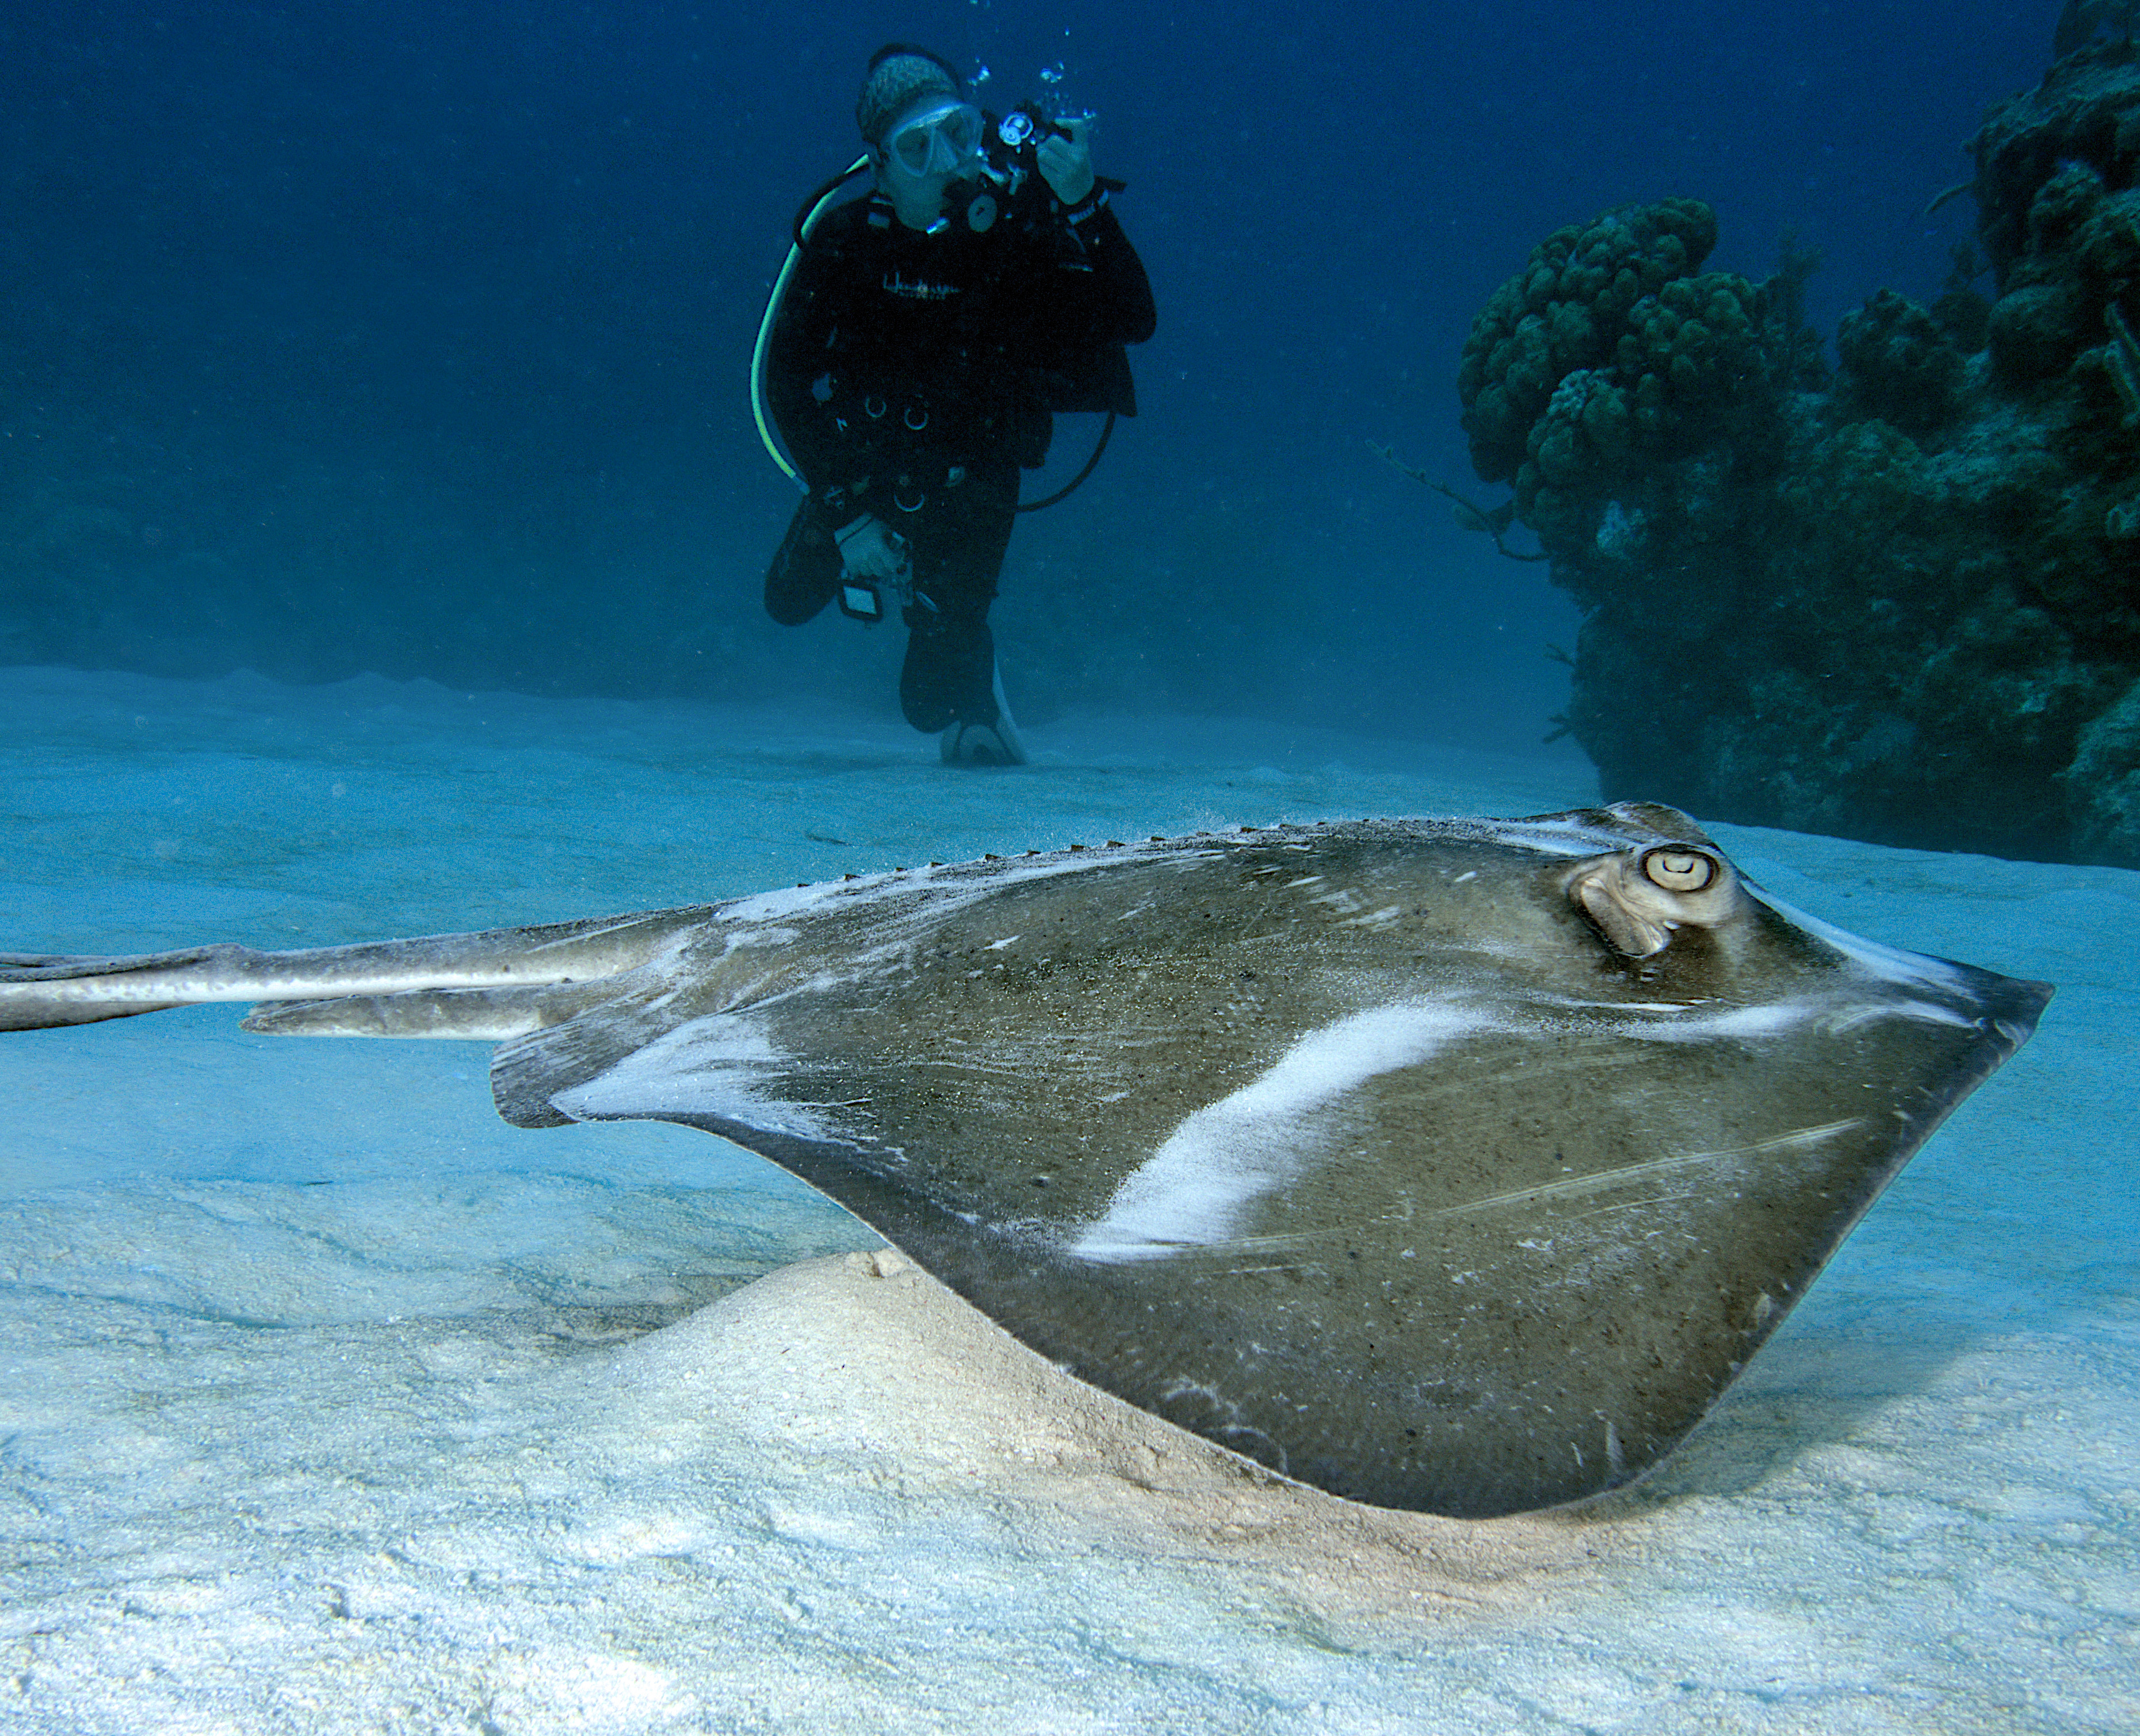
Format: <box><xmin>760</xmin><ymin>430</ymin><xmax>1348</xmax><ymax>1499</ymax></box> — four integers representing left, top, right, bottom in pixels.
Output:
<box><xmin>881</xmin><ymin>100</ymin><xmax>1004</xmax><ymax>235</ymax></box>
<box><xmin>886</xmin><ymin>100</ymin><xmax>984</xmax><ymax>177</ymax></box>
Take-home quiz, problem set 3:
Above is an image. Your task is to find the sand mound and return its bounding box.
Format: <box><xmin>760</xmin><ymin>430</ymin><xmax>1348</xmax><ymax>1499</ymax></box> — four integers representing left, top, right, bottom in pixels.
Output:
<box><xmin>595</xmin><ymin>1250</ymin><xmax>1623</xmax><ymax>1620</ymax></box>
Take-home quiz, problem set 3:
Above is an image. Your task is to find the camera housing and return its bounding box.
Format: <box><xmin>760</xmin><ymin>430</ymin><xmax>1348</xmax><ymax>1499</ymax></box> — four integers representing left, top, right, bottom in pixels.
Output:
<box><xmin>943</xmin><ymin>105</ymin><xmax>1074</xmax><ymax>235</ymax></box>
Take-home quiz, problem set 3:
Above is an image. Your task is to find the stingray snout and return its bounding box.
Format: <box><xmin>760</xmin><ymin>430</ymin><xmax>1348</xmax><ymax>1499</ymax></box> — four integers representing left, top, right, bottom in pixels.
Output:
<box><xmin>1564</xmin><ymin>841</ymin><xmax>1750</xmax><ymax>958</ymax></box>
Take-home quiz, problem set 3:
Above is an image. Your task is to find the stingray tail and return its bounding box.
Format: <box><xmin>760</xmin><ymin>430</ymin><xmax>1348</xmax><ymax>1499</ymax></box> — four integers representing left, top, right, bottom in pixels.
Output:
<box><xmin>0</xmin><ymin>908</ymin><xmax>709</xmax><ymax>1034</ymax></box>
<box><xmin>0</xmin><ymin>945</ymin><xmax>255</xmax><ymax>1030</ymax></box>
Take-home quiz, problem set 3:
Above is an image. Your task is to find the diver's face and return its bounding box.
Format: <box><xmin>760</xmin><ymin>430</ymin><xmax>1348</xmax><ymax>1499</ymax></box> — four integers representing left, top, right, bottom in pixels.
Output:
<box><xmin>873</xmin><ymin>98</ymin><xmax>983</xmax><ymax>231</ymax></box>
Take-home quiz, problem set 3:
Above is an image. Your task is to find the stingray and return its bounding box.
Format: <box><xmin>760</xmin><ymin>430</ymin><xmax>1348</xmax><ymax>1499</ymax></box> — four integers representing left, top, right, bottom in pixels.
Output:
<box><xmin>0</xmin><ymin>804</ymin><xmax>2049</xmax><ymax>1518</ymax></box>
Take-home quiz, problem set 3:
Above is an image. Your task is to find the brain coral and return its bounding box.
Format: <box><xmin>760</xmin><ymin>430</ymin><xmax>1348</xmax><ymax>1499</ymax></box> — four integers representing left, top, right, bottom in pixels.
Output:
<box><xmin>1835</xmin><ymin>288</ymin><xmax>1967</xmax><ymax>437</ymax></box>
<box><xmin>1457</xmin><ymin>198</ymin><xmax>1719</xmax><ymax>484</ymax></box>
<box><xmin>1457</xmin><ymin>199</ymin><xmax>1776</xmax><ymax>556</ymax></box>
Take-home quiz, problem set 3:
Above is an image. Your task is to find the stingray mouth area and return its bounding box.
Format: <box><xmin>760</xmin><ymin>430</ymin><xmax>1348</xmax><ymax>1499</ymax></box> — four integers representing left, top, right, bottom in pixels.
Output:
<box><xmin>1065</xmin><ymin>997</ymin><xmax>1508</xmax><ymax>1265</ymax></box>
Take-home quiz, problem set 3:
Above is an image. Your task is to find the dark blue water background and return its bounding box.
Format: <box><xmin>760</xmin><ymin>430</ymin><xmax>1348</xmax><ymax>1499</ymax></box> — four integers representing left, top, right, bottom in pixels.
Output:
<box><xmin>1</xmin><ymin>2</ymin><xmax>2053</xmax><ymax>750</ymax></box>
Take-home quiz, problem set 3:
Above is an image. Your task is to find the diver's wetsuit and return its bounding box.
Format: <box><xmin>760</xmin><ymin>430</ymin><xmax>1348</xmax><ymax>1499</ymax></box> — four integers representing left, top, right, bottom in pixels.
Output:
<box><xmin>763</xmin><ymin>182</ymin><xmax>1155</xmax><ymax>734</ymax></box>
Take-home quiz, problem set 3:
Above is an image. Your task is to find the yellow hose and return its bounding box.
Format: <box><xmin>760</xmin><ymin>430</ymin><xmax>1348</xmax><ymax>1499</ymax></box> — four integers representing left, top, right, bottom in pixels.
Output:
<box><xmin>752</xmin><ymin>157</ymin><xmax>869</xmax><ymax>491</ymax></box>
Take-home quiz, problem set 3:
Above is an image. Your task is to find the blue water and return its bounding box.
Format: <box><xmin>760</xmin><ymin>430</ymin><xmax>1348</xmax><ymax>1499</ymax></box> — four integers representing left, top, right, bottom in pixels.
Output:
<box><xmin>0</xmin><ymin>0</ymin><xmax>2050</xmax><ymax>741</ymax></box>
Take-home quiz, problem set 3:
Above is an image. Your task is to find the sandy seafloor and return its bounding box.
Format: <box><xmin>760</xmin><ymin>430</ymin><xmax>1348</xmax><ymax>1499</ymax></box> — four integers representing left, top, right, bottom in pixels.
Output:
<box><xmin>0</xmin><ymin>663</ymin><xmax>2134</xmax><ymax>1735</ymax></box>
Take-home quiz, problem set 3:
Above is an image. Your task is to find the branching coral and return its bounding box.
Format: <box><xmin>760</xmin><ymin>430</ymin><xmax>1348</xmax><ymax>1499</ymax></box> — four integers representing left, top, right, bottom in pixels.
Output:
<box><xmin>1369</xmin><ymin>442</ymin><xmax>1546</xmax><ymax>563</ymax></box>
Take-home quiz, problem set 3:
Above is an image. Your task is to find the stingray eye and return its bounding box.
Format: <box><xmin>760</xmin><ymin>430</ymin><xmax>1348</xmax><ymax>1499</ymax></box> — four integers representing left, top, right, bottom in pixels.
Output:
<box><xmin>1641</xmin><ymin>847</ymin><xmax>1718</xmax><ymax>894</ymax></box>
<box><xmin>1566</xmin><ymin>840</ymin><xmax>1745</xmax><ymax>958</ymax></box>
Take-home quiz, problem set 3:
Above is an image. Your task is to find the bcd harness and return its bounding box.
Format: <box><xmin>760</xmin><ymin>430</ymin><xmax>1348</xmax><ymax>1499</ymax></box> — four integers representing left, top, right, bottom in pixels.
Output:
<box><xmin>750</xmin><ymin>150</ymin><xmax>1134</xmax><ymax>516</ymax></box>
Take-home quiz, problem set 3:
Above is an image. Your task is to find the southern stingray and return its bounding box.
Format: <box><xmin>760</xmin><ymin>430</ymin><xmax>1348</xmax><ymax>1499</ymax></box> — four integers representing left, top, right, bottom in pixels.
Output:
<box><xmin>0</xmin><ymin>803</ymin><xmax>2049</xmax><ymax>1519</ymax></box>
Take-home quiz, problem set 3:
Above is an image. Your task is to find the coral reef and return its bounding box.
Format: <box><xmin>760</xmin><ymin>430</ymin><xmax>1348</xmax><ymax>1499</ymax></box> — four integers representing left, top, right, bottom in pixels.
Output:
<box><xmin>2057</xmin><ymin>1</ymin><xmax>2139</xmax><ymax>60</ymax></box>
<box><xmin>1448</xmin><ymin>44</ymin><xmax>2140</xmax><ymax>866</ymax></box>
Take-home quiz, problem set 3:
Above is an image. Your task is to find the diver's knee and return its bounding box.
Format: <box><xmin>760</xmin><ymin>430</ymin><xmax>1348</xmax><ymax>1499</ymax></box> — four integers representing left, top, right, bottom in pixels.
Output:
<box><xmin>765</xmin><ymin>583</ymin><xmax>831</xmax><ymax>626</ymax></box>
<box><xmin>764</xmin><ymin>510</ymin><xmax>842</xmax><ymax>624</ymax></box>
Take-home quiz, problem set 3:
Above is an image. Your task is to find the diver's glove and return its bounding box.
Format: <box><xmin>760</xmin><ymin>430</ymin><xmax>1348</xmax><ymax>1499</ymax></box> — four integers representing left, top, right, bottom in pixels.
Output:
<box><xmin>1035</xmin><ymin>116</ymin><xmax>1096</xmax><ymax>208</ymax></box>
<box><xmin>834</xmin><ymin>514</ymin><xmax>908</xmax><ymax>581</ymax></box>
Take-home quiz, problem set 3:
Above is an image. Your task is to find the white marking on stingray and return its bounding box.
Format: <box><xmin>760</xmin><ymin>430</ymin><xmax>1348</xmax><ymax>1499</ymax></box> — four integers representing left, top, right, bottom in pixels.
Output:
<box><xmin>1423</xmin><ymin>1119</ymin><xmax>1866</xmax><ymax>1221</ymax></box>
<box><xmin>1069</xmin><ymin>999</ymin><xmax>1503</xmax><ymax>1264</ymax></box>
<box><xmin>1611</xmin><ymin>1001</ymin><xmax>1816</xmax><ymax>1042</ymax></box>
<box><xmin>765</xmin><ymin>846</ymin><xmax>1217</xmax><ymax>995</ymax></box>
<box><xmin>1828</xmin><ymin>997</ymin><xmax>1977</xmax><ymax>1034</ymax></box>
<box><xmin>1519</xmin><ymin>988</ymin><xmax>1975</xmax><ymax>1046</ymax></box>
<box><xmin>708</xmin><ymin>841</ymin><xmax>1170</xmax><ymax>933</ymax></box>
<box><xmin>549</xmin><ymin>1012</ymin><xmax>840</xmax><ymax>1140</ymax></box>
<box><xmin>1496</xmin><ymin>992</ymin><xmax>1807</xmax><ymax>1041</ymax></box>
<box><xmin>721</xmin><ymin>926</ymin><xmax>799</xmax><ymax>953</ymax></box>
<box><xmin>1602</xmin><ymin>993</ymin><xmax>1977</xmax><ymax>1043</ymax></box>
<box><xmin>1461</xmin><ymin>816</ymin><xmax>1650</xmax><ymax>857</ymax></box>
<box><xmin>1749</xmin><ymin>890</ymin><xmax>1974</xmax><ymax>996</ymax></box>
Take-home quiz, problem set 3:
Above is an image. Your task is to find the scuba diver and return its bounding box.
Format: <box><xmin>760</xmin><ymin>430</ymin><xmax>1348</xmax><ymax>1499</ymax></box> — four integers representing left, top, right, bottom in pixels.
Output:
<box><xmin>756</xmin><ymin>44</ymin><xmax>1156</xmax><ymax>766</ymax></box>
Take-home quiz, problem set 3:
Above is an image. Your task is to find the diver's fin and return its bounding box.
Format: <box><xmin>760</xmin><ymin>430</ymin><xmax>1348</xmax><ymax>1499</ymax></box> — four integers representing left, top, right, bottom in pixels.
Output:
<box><xmin>938</xmin><ymin>661</ymin><xmax>1028</xmax><ymax>767</ymax></box>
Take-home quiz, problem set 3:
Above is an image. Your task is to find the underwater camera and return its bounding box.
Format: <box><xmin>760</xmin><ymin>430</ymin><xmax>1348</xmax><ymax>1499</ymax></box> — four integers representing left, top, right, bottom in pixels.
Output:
<box><xmin>941</xmin><ymin>104</ymin><xmax>1088</xmax><ymax>235</ymax></box>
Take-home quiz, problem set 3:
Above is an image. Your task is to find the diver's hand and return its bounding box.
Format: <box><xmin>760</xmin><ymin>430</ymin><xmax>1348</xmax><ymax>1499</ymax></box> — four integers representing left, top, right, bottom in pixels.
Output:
<box><xmin>1036</xmin><ymin>117</ymin><xmax>1096</xmax><ymax>207</ymax></box>
<box><xmin>834</xmin><ymin>514</ymin><xmax>907</xmax><ymax>580</ymax></box>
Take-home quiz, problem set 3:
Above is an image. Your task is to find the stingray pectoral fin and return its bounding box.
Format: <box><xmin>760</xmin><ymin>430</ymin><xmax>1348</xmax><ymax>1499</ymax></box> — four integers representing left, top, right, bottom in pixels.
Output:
<box><xmin>498</xmin><ymin>961</ymin><xmax>2054</xmax><ymax>1518</ymax></box>
<box><xmin>0</xmin><ymin>908</ymin><xmax>710</xmax><ymax>1033</ymax></box>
